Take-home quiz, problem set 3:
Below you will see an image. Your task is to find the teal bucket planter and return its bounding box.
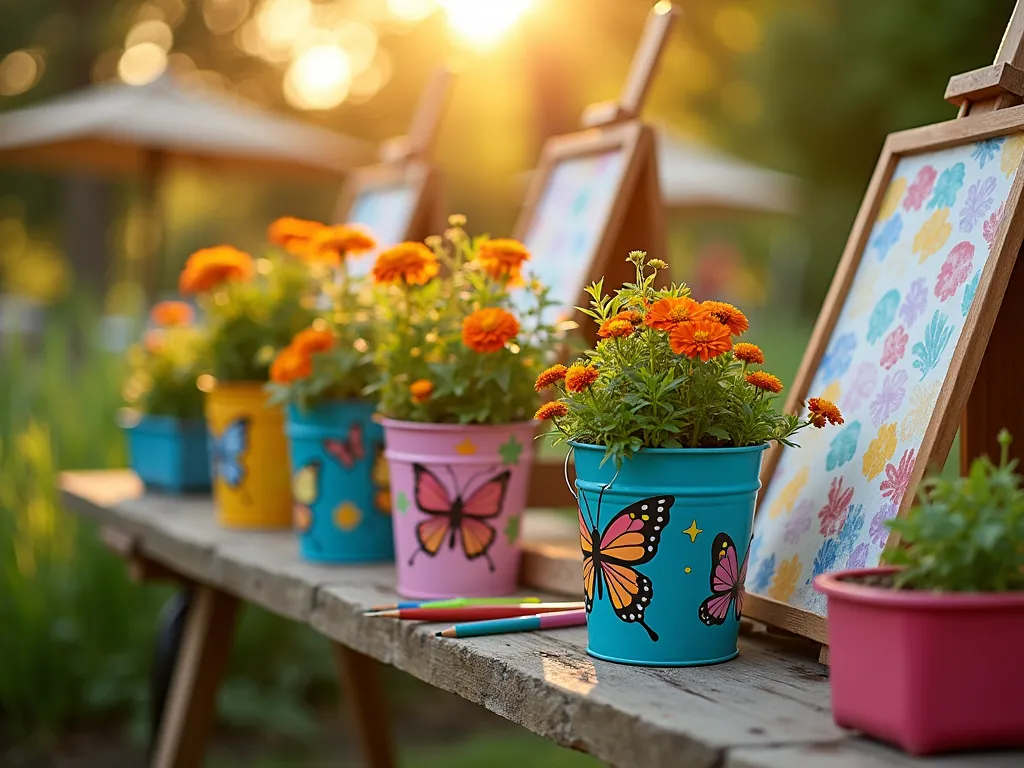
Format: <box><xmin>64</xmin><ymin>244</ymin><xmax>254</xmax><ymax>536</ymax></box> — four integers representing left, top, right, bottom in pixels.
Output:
<box><xmin>286</xmin><ymin>400</ymin><xmax>394</xmax><ymax>564</ymax></box>
<box><xmin>125</xmin><ymin>415</ymin><xmax>211</xmax><ymax>493</ymax></box>
<box><xmin>572</xmin><ymin>441</ymin><xmax>767</xmax><ymax>667</ymax></box>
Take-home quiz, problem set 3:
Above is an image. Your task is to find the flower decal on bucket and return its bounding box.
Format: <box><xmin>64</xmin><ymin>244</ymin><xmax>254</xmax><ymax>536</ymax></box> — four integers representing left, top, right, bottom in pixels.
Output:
<box><xmin>698</xmin><ymin>533</ymin><xmax>751</xmax><ymax>625</ymax></box>
<box><xmin>579</xmin><ymin>490</ymin><xmax>675</xmax><ymax>642</ymax></box>
<box><xmin>292</xmin><ymin>459</ymin><xmax>321</xmax><ymax>531</ymax></box>
<box><xmin>408</xmin><ymin>464</ymin><xmax>510</xmax><ymax>571</ymax></box>
<box><xmin>210</xmin><ymin>417</ymin><xmax>249</xmax><ymax>490</ymax></box>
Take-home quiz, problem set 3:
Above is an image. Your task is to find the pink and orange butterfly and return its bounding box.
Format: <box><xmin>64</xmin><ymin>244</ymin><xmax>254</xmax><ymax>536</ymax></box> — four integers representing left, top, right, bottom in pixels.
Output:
<box><xmin>579</xmin><ymin>489</ymin><xmax>673</xmax><ymax>642</ymax></box>
<box><xmin>409</xmin><ymin>464</ymin><xmax>510</xmax><ymax>571</ymax></box>
<box><xmin>698</xmin><ymin>532</ymin><xmax>749</xmax><ymax>625</ymax></box>
<box><xmin>323</xmin><ymin>423</ymin><xmax>365</xmax><ymax>469</ymax></box>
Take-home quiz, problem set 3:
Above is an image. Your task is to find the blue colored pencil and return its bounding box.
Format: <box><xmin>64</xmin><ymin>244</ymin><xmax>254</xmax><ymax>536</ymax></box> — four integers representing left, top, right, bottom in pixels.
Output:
<box><xmin>436</xmin><ymin>608</ymin><xmax>588</xmax><ymax>638</ymax></box>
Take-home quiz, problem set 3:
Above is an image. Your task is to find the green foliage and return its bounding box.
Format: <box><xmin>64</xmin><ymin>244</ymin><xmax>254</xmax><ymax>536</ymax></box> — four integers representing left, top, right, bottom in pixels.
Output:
<box><xmin>201</xmin><ymin>256</ymin><xmax>317</xmax><ymax>383</ymax></box>
<box><xmin>543</xmin><ymin>252</ymin><xmax>834</xmax><ymax>467</ymax></box>
<box><xmin>372</xmin><ymin>220</ymin><xmax>562</xmax><ymax>424</ymax></box>
<box><xmin>0</xmin><ymin>304</ymin><xmax>338</xmax><ymax>745</ymax></box>
<box><xmin>884</xmin><ymin>430</ymin><xmax>1024</xmax><ymax>592</ymax></box>
<box><xmin>266</xmin><ymin>265</ymin><xmax>380</xmax><ymax>409</ymax></box>
<box><xmin>123</xmin><ymin>325</ymin><xmax>207</xmax><ymax>420</ymax></box>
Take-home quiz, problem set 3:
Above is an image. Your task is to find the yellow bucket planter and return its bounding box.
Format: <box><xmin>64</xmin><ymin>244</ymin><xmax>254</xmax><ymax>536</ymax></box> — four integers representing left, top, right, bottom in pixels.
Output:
<box><xmin>205</xmin><ymin>382</ymin><xmax>291</xmax><ymax>529</ymax></box>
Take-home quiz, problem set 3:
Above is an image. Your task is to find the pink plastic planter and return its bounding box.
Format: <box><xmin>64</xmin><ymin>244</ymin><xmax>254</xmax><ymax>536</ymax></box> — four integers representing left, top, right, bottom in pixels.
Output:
<box><xmin>815</xmin><ymin>567</ymin><xmax>1024</xmax><ymax>755</ymax></box>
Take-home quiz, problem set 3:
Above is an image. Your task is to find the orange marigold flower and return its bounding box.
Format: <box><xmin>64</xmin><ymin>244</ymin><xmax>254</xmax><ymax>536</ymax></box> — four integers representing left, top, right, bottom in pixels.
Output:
<box><xmin>268</xmin><ymin>217</ymin><xmax>324</xmax><ymax>256</ymax></box>
<box><xmin>535</xmin><ymin>401</ymin><xmax>569</xmax><ymax>420</ymax></box>
<box><xmin>598</xmin><ymin>317</ymin><xmax>635</xmax><ymax>339</ymax></box>
<box><xmin>291</xmin><ymin>328</ymin><xmax>335</xmax><ymax>355</ymax></box>
<box><xmin>746</xmin><ymin>371</ymin><xmax>784</xmax><ymax>394</ymax></box>
<box><xmin>478</xmin><ymin>239</ymin><xmax>530</xmax><ymax>284</ymax></box>
<box><xmin>371</xmin><ymin>242</ymin><xmax>440</xmax><ymax>286</ymax></box>
<box><xmin>808</xmin><ymin>397</ymin><xmax>844</xmax><ymax>428</ymax></box>
<box><xmin>462</xmin><ymin>307</ymin><xmax>520</xmax><ymax>353</ymax></box>
<box><xmin>179</xmin><ymin>246</ymin><xmax>255</xmax><ymax>294</ymax></box>
<box><xmin>644</xmin><ymin>296</ymin><xmax>706</xmax><ymax>331</ymax></box>
<box><xmin>702</xmin><ymin>300</ymin><xmax>749</xmax><ymax>336</ymax></box>
<box><xmin>564</xmin><ymin>364</ymin><xmax>599</xmax><ymax>393</ymax></box>
<box><xmin>535</xmin><ymin>364</ymin><xmax>568</xmax><ymax>391</ymax></box>
<box><xmin>305</xmin><ymin>224</ymin><xmax>377</xmax><ymax>266</ymax></box>
<box><xmin>613</xmin><ymin>310</ymin><xmax>643</xmax><ymax>325</ymax></box>
<box><xmin>150</xmin><ymin>300</ymin><xmax>193</xmax><ymax>327</ymax></box>
<box><xmin>410</xmin><ymin>379</ymin><xmax>434</xmax><ymax>404</ymax></box>
<box><xmin>669</xmin><ymin>320</ymin><xmax>733</xmax><ymax>361</ymax></box>
<box><xmin>270</xmin><ymin>345</ymin><xmax>313</xmax><ymax>383</ymax></box>
<box><xmin>733</xmin><ymin>342</ymin><xmax>764</xmax><ymax>365</ymax></box>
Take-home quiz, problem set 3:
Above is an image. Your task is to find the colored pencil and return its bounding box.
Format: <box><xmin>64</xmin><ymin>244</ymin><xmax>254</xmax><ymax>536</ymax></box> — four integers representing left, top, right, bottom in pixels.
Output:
<box><xmin>367</xmin><ymin>602</ymin><xmax>584</xmax><ymax>621</ymax></box>
<box><xmin>436</xmin><ymin>609</ymin><xmax>588</xmax><ymax>638</ymax></box>
<box><xmin>366</xmin><ymin>597</ymin><xmax>541</xmax><ymax>612</ymax></box>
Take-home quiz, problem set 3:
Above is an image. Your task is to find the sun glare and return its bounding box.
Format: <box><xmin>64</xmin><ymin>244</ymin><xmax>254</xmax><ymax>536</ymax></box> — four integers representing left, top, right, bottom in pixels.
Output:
<box><xmin>438</xmin><ymin>0</ymin><xmax>532</xmax><ymax>47</ymax></box>
<box><xmin>284</xmin><ymin>44</ymin><xmax>351</xmax><ymax>110</ymax></box>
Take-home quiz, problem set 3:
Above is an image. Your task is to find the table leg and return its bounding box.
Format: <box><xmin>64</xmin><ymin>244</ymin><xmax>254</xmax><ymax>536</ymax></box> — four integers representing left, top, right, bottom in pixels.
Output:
<box><xmin>332</xmin><ymin>643</ymin><xmax>395</xmax><ymax>768</ymax></box>
<box><xmin>151</xmin><ymin>585</ymin><xmax>239</xmax><ymax>768</ymax></box>
<box><xmin>149</xmin><ymin>589</ymin><xmax>193</xmax><ymax>761</ymax></box>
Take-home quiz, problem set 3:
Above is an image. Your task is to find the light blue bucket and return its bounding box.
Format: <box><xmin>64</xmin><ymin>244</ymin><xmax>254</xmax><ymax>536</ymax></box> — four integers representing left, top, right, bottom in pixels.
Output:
<box><xmin>572</xmin><ymin>441</ymin><xmax>767</xmax><ymax>667</ymax></box>
<box><xmin>286</xmin><ymin>400</ymin><xmax>394</xmax><ymax>564</ymax></box>
<box><xmin>125</xmin><ymin>414</ymin><xmax>211</xmax><ymax>493</ymax></box>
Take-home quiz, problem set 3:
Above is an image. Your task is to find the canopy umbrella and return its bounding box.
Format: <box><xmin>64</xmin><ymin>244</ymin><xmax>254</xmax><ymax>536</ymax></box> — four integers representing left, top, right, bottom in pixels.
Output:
<box><xmin>656</xmin><ymin>128</ymin><xmax>800</xmax><ymax>216</ymax></box>
<box><xmin>0</xmin><ymin>75</ymin><xmax>372</xmax><ymax>294</ymax></box>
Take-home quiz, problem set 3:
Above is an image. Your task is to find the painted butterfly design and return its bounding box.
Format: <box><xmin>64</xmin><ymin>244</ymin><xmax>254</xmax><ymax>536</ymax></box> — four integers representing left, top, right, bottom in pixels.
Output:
<box><xmin>291</xmin><ymin>459</ymin><xmax>322</xmax><ymax>545</ymax></box>
<box><xmin>323</xmin><ymin>423</ymin><xmax>365</xmax><ymax>469</ymax></box>
<box><xmin>579</xmin><ymin>490</ymin><xmax>673</xmax><ymax>642</ymax></box>
<box><xmin>698</xmin><ymin>532</ymin><xmax>750</xmax><ymax>626</ymax></box>
<box><xmin>210</xmin><ymin>418</ymin><xmax>249</xmax><ymax>489</ymax></box>
<box><xmin>409</xmin><ymin>464</ymin><xmax>510</xmax><ymax>571</ymax></box>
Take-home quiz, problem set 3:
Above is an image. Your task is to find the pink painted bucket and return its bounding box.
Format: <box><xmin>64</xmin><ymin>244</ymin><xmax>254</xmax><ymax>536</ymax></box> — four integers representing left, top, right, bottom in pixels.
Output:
<box><xmin>382</xmin><ymin>419</ymin><xmax>536</xmax><ymax>599</ymax></box>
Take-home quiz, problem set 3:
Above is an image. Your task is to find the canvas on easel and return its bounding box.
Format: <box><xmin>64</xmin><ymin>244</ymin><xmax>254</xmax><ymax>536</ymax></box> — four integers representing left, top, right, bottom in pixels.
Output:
<box><xmin>512</xmin><ymin>3</ymin><xmax>676</xmax><ymax>335</ymax></box>
<box><xmin>334</xmin><ymin>67</ymin><xmax>454</xmax><ymax>278</ymax></box>
<box><xmin>742</xmin><ymin>5</ymin><xmax>1024</xmax><ymax>645</ymax></box>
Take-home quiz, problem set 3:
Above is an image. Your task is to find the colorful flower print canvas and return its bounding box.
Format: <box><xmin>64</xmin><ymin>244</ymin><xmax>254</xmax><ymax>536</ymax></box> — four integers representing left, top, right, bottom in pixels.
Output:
<box><xmin>750</xmin><ymin>134</ymin><xmax>1024</xmax><ymax>617</ymax></box>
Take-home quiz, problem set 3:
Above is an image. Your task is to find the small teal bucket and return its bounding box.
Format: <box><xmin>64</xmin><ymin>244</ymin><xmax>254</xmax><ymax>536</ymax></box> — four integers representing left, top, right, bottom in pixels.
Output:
<box><xmin>125</xmin><ymin>414</ymin><xmax>211</xmax><ymax>493</ymax></box>
<box><xmin>285</xmin><ymin>400</ymin><xmax>394</xmax><ymax>564</ymax></box>
<box><xmin>572</xmin><ymin>441</ymin><xmax>767</xmax><ymax>667</ymax></box>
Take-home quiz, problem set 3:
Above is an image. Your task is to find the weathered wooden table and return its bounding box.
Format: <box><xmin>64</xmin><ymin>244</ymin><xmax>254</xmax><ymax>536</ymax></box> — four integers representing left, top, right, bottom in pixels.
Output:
<box><xmin>60</xmin><ymin>470</ymin><xmax>1023</xmax><ymax>768</ymax></box>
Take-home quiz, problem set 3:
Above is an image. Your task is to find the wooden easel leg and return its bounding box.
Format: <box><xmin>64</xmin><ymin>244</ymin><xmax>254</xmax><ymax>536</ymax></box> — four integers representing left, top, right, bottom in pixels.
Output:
<box><xmin>962</xmin><ymin>245</ymin><xmax>1024</xmax><ymax>469</ymax></box>
<box><xmin>151</xmin><ymin>585</ymin><xmax>239</xmax><ymax>768</ymax></box>
<box><xmin>332</xmin><ymin>643</ymin><xmax>395</xmax><ymax>768</ymax></box>
<box><xmin>818</xmin><ymin>645</ymin><xmax>830</xmax><ymax>666</ymax></box>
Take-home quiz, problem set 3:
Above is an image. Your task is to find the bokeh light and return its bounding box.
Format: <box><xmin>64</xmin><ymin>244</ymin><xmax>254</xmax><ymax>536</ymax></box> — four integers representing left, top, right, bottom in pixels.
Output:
<box><xmin>202</xmin><ymin>0</ymin><xmax>252</xmax><ymax>35</ymax></box>
<box><xmin>125</xmin><ymin>19</ymin><xmax>174</xmax><ymax>51</ymax></box>
<box><xmin>714</xmin><ymin>5</ymin><xmax>761</xmax><ymax>53</ymax></box>
<box><xmin>284</xmin><ymin>44</ymin><xmax>351</xmax><ymax>110</ymax></box>
<box><xmin>0</xmin><ymin>50</ymin><xmax>44</xmax><ymax>97</ymax></box>
<box><xmin>438</xmin><ymin>0</ymin><xmax>532</xmax><ymax>47</ymax></box>
<box><xmin>118</xmin><ymin>42</ymin><xmax>168</xmax><ymax>85</ymax></box>
<box><xmin>386</xmin><ymin>0</ymin><xmax>436</xmax><ymax>23</ymax></box>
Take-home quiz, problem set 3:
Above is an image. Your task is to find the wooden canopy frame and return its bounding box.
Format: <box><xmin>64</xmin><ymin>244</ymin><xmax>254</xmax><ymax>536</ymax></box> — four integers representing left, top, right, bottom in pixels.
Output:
<box><xmin>333</xmin><ymin>67</ymin><xmax>454</xmax><ymax>250</ymax></box>
<box><xmin>743</xmin><ymin>1</ymin><xmax>1024</xmax><ymax>646</ymax></box>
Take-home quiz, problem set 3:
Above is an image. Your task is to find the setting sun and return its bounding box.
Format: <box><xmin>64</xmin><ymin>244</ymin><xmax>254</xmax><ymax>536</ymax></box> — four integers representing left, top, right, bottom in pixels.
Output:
<box><xmin>438</xmin><ymin>0</ymin><xmax>533</xmax><ymax>47</ymax></box>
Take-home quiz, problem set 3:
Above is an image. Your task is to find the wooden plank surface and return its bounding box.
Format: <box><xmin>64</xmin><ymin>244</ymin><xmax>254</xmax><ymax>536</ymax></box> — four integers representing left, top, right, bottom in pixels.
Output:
<box><xmin>59</xmin><ymin>471</ymin><xmax>1024</xmax><ymax>768</ymax></box>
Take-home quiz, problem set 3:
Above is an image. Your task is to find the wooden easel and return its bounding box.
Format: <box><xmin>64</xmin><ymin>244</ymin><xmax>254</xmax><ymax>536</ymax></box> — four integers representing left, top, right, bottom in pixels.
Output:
<box><xmin>523</xmin><ymin>4</ymin><xmax>676</xmax><ymax>509</ymax></box>
<box><xmin>948</xmin><ymin>4</ymin><xmax>1024</xmax><ymax>471</ymax></box>
<box><xmin>333</xmin><ymin>67</ymin><xmax>454</xmax><ymax>264</ymax></box>
<box><xmin>513</xmin><ymin>3</ymin><xmax>676</xmax><ymax>349</ymax></box>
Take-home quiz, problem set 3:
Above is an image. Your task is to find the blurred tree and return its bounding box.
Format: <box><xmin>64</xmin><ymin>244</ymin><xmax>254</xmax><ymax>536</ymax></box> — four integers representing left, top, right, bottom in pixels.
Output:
<box><xmin>730</xmin><ymin>0</ymin><xmax>1016</xmax><ymax>309</ymax></box>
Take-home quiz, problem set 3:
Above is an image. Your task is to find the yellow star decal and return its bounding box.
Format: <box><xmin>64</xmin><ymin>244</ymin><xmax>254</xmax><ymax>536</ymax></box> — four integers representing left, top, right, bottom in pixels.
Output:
<box><xmin>455</xmin><ymin>439</ymin><xmax>477</xmax><ymax>456</ymax></box>
<box><xmin>683</xmin><ymin>520</ymin><xmax>703</xmax><ymax>543</ymax></box>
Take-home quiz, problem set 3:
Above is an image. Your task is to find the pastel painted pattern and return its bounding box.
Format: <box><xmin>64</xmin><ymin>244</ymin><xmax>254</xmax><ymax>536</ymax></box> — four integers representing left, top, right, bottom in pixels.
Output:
<box><xmin>749</xmin><ymin>135</ymin><xmax>1024</xmax><ymax>616</ymax></box>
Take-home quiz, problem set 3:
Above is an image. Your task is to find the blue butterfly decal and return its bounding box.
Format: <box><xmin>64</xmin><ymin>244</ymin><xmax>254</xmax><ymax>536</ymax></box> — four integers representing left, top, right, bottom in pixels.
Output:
<box><xmin>209</xmin><ymin>418</ymin><xmax>249</xmax><ymax>488</ymax></box>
